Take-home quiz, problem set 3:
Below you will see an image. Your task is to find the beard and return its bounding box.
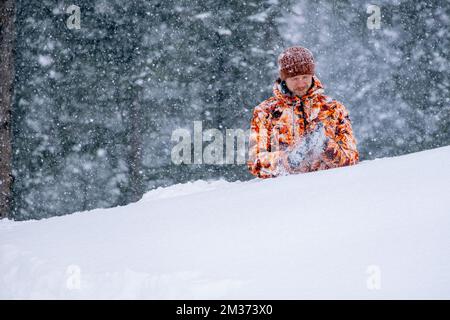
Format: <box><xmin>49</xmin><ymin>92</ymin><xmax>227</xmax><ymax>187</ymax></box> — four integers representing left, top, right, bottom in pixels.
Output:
<box><xmin>294</xmin><ymin>88</ymin><xmax>307</xmax><ymax>96</ymax></box>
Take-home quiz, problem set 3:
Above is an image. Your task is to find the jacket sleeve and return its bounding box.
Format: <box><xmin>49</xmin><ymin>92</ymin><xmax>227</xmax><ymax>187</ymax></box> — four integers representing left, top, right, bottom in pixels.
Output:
<box><xmin>247</xmin><ymin>104</ymin><xmax>289</xmax><ymax>178</ymax></box>
<box><xmin>317</xmin><ymin>101</ymin><xmax>359</xmax><ymax>169</ymax></box>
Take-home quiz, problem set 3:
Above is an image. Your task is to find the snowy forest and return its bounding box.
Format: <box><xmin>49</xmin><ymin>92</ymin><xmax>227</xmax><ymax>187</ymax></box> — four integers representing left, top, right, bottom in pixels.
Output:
<box><xmin>1</xmin><ymin>0</ymin><xmax>449</xmax><ymax>220</ymax></box>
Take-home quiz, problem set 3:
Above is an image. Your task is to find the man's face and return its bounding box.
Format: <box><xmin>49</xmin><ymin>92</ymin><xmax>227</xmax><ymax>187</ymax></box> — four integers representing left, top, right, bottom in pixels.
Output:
<box><xmin>285</xmin><ymin>74</ymin><xmax>313</xmax><ymax>97</ymax></box>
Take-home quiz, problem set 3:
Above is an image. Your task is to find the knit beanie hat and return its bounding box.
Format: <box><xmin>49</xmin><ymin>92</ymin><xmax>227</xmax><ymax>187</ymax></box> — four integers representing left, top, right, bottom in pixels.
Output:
<box><xmin>278</xmin><ymin>46</ymin><xmax>315</xmax><ymax>80</ymax></box>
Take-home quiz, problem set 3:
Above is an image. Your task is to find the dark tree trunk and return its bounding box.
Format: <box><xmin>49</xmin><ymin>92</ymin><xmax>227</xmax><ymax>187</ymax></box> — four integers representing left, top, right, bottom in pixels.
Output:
<box><xmin>129</xmin><ymin>95</ymin><xmax>144</xmax><ymax>203</ymax></box>
<box><xmin>0</xmin><ymin>0</ymin><xmax>15</xmax><ymax>219</ymax></box>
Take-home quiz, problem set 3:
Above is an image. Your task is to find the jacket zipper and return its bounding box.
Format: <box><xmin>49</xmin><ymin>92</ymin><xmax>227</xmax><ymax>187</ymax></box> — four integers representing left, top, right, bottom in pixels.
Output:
<box><xmin>300</xmin><ymin>101</ymin><xmax>308</xmax><ymax>131</ymax></box>
<box><xmin>293</xmin><ymin>99</ymin><xmax>308</xmax><ymax>140</ymax></box>
<box><xmin>292</xmin><ymin>103</ymin><xmax>295</xmax><ymax>139</ymax></box>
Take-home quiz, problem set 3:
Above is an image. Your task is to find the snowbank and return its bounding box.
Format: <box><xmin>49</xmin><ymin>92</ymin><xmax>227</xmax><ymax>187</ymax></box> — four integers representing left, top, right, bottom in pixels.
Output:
<box><xmin>1</xmin><ymin>146</ymin><xmax>450</xmax><ymax>299</ymax></box>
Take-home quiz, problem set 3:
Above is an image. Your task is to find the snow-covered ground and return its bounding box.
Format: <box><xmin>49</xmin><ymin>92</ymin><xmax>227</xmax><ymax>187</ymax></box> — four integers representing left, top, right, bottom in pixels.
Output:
<box><xmin>1</xmin><ymin>146</ymin><xmax>450</xmax><ymax>299</ymax></box>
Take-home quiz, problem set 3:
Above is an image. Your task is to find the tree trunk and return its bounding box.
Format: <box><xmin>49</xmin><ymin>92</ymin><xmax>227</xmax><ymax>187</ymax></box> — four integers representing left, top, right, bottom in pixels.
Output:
<box><xmin>129</xmin><ymin>95</ymin><xmax>144</xmax><ymax>203</ymax></box>
<box><xmin>0</xmin><ymin>0</ymin><xmax>15</xmax><ymax>219</ymax></box>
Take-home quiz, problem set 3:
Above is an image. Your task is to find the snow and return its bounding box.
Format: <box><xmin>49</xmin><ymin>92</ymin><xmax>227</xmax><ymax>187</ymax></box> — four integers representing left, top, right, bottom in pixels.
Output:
<box><xmin>216</xmin><ymin>28</ymin><xmax>232</xmax><ymax>36</ymax></box>
<box><xmin>247</xmin><ymin>11</ymin><xmax>268</xmax><ymax>23</ymax></box>
<box><xmin>37</xmin><ymin>55</ymin><xmax>53</xmax><ymax>67</ymax></box>
<box><xmin>194</xmin><ymin>12</ymin><xmax>211</xmax><ymax>20</ymax></box>
<box><xmin>1</xmin><ymin>146</ymin><xmax>450</xmax><ymax>299</ymax></box>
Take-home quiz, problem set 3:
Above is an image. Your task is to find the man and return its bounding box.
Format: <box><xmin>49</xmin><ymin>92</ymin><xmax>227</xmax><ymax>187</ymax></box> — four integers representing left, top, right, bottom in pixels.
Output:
<box><xmin>247</xmin><ymin>46</ymin><xmax>359</xmax><ymax>178</ymax></box>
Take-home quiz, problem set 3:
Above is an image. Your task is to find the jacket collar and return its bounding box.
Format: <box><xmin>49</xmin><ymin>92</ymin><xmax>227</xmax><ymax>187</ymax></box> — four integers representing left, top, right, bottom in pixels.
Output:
<box><xmin>272</xmin><ymin>75</ymin><xmax>325</xmax><ymax>121</ymax></box>
<box><xmin>273</xmin><ymin>75</ymin><xmax>324</xmax><ymax>104</ymax></box>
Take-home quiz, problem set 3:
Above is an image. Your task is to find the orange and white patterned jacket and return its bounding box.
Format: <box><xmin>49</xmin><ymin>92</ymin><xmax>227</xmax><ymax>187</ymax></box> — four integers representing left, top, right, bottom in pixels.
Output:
<box><xmin>247</xmin><ymin>76</ymin><xmax>359</xmax><ymax>178</ymax></box>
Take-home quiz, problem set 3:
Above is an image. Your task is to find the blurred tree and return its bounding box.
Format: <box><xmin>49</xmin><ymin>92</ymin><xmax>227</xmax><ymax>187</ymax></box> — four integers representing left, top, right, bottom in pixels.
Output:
<box><xmin>9</xmin><ymin>0</ymin><xmax>450</xmax><ymax>220</ymax></box>
<box><xmin>0</xmin><ymin>0</ymin><xmax>16</xmax><ymax>219</ymax></box>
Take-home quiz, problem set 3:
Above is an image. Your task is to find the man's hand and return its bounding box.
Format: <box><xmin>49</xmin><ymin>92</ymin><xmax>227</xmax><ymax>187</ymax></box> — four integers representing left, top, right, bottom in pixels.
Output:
<box><xmin>287</xmin><ymin>122</ymin><xmax>329</xmax><ymax>170</ymax></box>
